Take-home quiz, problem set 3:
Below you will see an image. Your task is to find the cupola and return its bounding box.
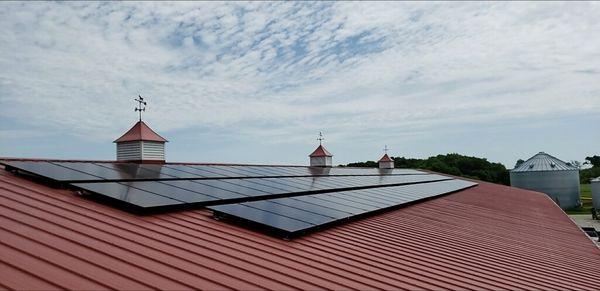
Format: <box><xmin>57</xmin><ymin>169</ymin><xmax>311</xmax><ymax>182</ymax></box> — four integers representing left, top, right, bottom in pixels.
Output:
<box><xmin>378</xmin><ymin>145</ymin><xmax>394</xmax><ymax>169</ymax></box>
<box><xmin>114</xmin><ymin>96</ymin><xmax>168</xmax><ymax>163</ymax></box>
<box><xmin>309</xmin><ymin>132</ymin><xmax>333</xmax><ymax>167</ymax></box>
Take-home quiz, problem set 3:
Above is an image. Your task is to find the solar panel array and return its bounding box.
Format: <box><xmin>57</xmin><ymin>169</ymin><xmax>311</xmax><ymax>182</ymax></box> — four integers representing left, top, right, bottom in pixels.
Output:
<box><xmin>1</xmin><ymin>160</ymin><xmax>477</xmax><ymax>238</ymax></box>
<box><xmin>1</xmin><ymin>160</ymin><xmax>423</xmax><ymax>182</ymax></box>
<box><xmin>209</xmin><ymin>179</ymin><xmax>477</xmax><ymax>237</ymax></box>
<box><xmin>72</xmin><ymin>174</ymin><xmax>450</xmax><ymax>208</ymax></box>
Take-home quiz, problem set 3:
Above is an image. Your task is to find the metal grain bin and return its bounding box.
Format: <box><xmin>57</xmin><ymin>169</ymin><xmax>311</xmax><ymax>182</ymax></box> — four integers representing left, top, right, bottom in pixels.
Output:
<box><xmin>592</xmin><ymin>177</ymin><xmax>600</xmax><ymax>210</ymax></box>
<box><xmin>510</xmin><ymin>152</ymin><xmax>580</xmax><ymax>209</ymax></box>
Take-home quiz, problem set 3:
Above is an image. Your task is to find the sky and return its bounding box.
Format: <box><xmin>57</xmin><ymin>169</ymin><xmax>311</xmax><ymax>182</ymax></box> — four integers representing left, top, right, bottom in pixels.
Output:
<box><xmin>1</xmin><ymin>2</ymin><xmax>599</xmax><ymax>168</ymax></box>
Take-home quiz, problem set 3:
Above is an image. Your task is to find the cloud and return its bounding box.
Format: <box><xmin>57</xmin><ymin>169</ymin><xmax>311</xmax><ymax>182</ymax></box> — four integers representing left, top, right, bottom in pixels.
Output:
<box><xmin>0</xmin><ymin>1</ymin><xmax>599</xmax><ymax>156</ymax></box>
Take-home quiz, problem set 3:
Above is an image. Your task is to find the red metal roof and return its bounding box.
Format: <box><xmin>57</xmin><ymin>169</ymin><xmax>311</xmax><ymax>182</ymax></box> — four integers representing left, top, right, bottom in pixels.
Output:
<box><xmin>114</xmin><ymin>121</ymin><xmax>168</xmax><ymax>143</ymax></box>
<box><xmin>378</xmin><ymin>153</ymin><xmax>393</xmax><ymax>162</ymax></box>
<box><xmin>0</xmin><ymin>167</ymin><xmax>599</xmax><ymax>290</ymax></box>
<box><xmin>309</xmin><ymin>145</ymin><xmax>333</xmax><ymax>157</ymax></box>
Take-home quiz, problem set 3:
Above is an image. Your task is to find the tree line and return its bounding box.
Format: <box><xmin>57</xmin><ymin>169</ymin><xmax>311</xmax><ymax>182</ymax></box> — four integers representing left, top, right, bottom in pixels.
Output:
<box><xmin>344</xmin><ymin>153</ymin><xmax>510</xmax><ymax>185</ymax></box>
<box><xmin>344</xmin><ymin>154</ymin><xmax>600</xmax><ymax>185</ymax></box>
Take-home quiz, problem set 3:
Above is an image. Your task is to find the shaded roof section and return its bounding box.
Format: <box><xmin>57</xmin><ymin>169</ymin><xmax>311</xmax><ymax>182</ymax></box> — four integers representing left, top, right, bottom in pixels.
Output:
<box><xmin>511</xmin><ymin>151</ymin><xmax>577</xmax><ymax>172</ymax></box>
<box><xmin>309</xmin><ymin>145</ymin><xmax>332</xmax><ymax>157</ymax></box>
<box><xmin>378</xmin><ymin>154</ymin><xmax>393</xmax><ymax>162</ymax></box>
<box><xmin>1</xmin><ymin>166</ymin><xmax>599</xmax><ymax>290</ymax></box>
<box><xmin>114</xmin><ymin>121</ymin><xmax>168</xmax><ymax>143</ymax></box>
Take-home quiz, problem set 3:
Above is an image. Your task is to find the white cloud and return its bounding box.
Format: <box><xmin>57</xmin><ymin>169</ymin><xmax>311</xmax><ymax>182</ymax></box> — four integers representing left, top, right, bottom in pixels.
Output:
<box><xmin>0</xmin><ymin>1</ymin><xmax>599</xmax><ymax>160</ymax></box>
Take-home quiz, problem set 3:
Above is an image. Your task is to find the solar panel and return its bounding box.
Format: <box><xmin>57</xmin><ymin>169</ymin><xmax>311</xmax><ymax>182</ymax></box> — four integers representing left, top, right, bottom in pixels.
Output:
<box><xmin>72</xmin><ymin>181</ymin><xmax>185</xmax><ymax>208</ymax></box>
<box><xmin>208</xmin><ymin>179</ymin><xmax>478</xmax><ymax>238</ymax></box>
<box><xmin>1</xmin><ymin>159</ymin><xmax>479</xmax><ymax>237</ymax></box>
<box><xmin>71</xmin><ymin>174</ymin><xmax>452</xmax><ymax>210</ymax></box>
<box><xmin>1</xmin><ymin>161</ymin><xmax>102</xmax><ymax>181</ymax></box>
<box><xmin>1</xmin><ymin>160</ymin><xmax>426</xmax><ymax>182</ymax></box>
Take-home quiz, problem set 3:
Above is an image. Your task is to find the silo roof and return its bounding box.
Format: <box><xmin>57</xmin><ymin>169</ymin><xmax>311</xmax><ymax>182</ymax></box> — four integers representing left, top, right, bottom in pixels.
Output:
<box><xmin>511</xmin><ymin>152</ymin><xmax>578</xmax><ymax>172</ymax></box>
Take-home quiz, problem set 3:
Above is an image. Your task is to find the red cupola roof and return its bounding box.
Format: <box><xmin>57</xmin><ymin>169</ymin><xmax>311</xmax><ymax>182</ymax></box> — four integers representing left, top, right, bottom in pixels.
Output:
<box><xmin>378</xmin><ymin>153</ymin><xmax>393</xmax><ymax>162</ymax></box>
<box><xmin>309</xmin><ymin>145</ymin><xmax>333</xmax><ymax>157</ymax></box>
<box><xmin>114</xmin><ymin>121</ymin><xmax>168</xmax><ymax>143</ymax></box>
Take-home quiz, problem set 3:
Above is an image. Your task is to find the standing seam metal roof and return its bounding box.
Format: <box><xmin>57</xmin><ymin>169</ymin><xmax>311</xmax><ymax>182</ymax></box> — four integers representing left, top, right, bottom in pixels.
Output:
<box><xmin>511</xmin><ymin>152</ymin><xmax>578</xmax><ymax>172</ymax></box>
<box><xmin>1</xmin><ymin>168</ymin><xmax>599</xmax><ymax>290</ymax></box>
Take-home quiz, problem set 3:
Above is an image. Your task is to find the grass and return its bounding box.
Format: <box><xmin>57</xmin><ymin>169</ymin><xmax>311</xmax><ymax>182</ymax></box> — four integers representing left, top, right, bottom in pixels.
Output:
<box><xmin>581</xmin><ymin>183</ymin><xmax>592</xmax><ymax>199</ymax></box>
<box><xmin>565</xmin><ymin>184</ymin><xmax>593</xmax><ymax>215</ymax></box>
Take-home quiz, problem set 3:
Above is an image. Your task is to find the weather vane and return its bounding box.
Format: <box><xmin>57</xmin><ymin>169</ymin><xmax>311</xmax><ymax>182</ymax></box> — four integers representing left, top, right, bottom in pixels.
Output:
<box><xmin>317</xmin><ymin>132</ymin><xmax>324</xmax><ymax>145</ymax></box>
<box><xmin>134</xmin><ymin>95</ymin><xmax>147</xmax><ymax>121</ymax></box>
<box><xmin>383</xmin><ymin>145</ymin><xmax>390</xmax><ymax>154</ymax></box>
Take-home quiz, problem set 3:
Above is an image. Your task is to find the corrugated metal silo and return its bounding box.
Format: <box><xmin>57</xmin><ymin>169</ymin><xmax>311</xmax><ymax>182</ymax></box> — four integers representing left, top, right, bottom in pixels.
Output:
<box><xmin>510</xmin><ymin>152</ymin><xmax>580</xmax><ymax>209</ymax></box>
<box><xmin>592</xmin><ymin>177</ymin><xmax>600</xmax><ymax>210</ymax></box>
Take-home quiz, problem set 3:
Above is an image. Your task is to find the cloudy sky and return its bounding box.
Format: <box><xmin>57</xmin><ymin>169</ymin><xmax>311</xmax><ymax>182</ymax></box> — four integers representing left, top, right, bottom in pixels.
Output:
<box><xmin>1</xmin><ymin>2</ymin><xmax>599</xmax><ymax>168</ymax></box>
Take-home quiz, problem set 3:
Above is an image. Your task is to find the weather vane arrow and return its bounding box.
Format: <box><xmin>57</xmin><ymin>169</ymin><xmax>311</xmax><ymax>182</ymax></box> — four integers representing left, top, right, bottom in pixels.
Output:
<box><xmin>134</xmin><ymin>95</ymin><xmax>147</xmax><ymax>121</ymax></box>
<box><xmin>317</xmin><ymin>132</ymin><xmax>324</xmax><ymax>146</ymax></box>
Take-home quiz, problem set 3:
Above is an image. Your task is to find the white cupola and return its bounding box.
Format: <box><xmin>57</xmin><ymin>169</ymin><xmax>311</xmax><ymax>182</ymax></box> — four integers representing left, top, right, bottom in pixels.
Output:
<box><xmin>378</xmin><ymin>145</ymin><xmax>394</xmax><ymax>169</ymax></box>
<box><xmin>309</xmin><ymin>132</ymin><xmax>333</xmax><ymax>167</ymax></box>
<box><xmin>113</xmin><ymin>95</ymin><xmax>168</xmax><ymax>163</ymax></box>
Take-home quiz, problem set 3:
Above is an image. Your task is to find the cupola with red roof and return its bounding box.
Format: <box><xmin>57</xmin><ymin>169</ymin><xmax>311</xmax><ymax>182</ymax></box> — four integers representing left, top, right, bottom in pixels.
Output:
<box><xmin>378</xmin><ymin>145</ymin><xmax>394</xmax><ymax>169</ymax></box>
<box><xmin>309</xmin><ymin>132</ymin><xmax>333</xmax><ymax>167</ymax></box>
<box><xmin>114</xmin><ymin>96</ymin><xmax>168</xmax><ymax>163</ymax></box>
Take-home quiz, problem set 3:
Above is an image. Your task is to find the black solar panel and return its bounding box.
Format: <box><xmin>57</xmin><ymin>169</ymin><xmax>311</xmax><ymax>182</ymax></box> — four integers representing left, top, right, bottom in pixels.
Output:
<box><xmin>1</xmin><ymin>159</ymin><xmax>479</xmax><ymax>238</ymax></box>
<box><xmin>1</xmin><ymin>161</ymin><xmax>102</xmax><ymax>181</ymax></box>
<box><xmin>1</xmin><ymin>160</ymin><xmax>425</xmax><ymax>182</ymax></box>
<box><xmin>71</xmin><ymin>174</ymin><xmax>452</xmax><ymax>210</ymax></box>
<box><xmin>208</xmin><ymin>179</ymin><xmax>478</xmax><ymax>238</ymax></box>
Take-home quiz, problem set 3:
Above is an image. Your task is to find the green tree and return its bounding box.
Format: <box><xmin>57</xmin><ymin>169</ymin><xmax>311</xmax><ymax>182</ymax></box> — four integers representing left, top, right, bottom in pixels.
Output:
<box><xmin>346</xmin><ymin>161</ymin><xmax>377</xmax><ymax>167</ymax></box>
<box><xmin>344</xmin><ymin>153</ymin><xmax>510</xmax><ymax>185</ymax></box>
<box><xmin>585</xmin><ymin>155</ymin><xmax>600</xmax><ymax>168</ymax></box>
